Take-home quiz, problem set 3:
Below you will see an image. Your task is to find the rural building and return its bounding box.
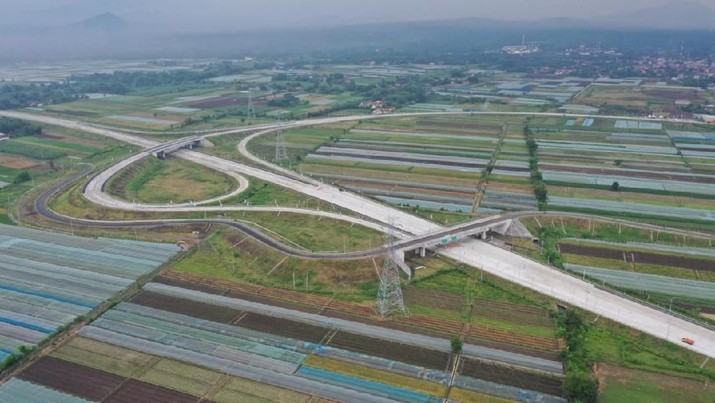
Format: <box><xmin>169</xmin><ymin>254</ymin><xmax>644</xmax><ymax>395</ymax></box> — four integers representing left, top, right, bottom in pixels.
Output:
<box><xmin>0</xmin><ymin>132</ymin><xmax>8</xmax><ymax>141</ymax></box>
<box><xmin>695</xmin><ymin>114</ymin><xmax>715</xmax><ymax>124</ymax></box>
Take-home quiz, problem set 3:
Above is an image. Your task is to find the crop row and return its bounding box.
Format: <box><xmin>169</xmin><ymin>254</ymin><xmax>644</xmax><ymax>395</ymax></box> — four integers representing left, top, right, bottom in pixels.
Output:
<box><xmin>558</xmin><ymin>243</ymin><xmax>715</xmax><ymax>271</ymax></box>
<box><xmin>548</xmin><ymin>196</ymin><xmax>715</xmax><ymax>222</ymax></box>
<box><xmin>403</xmin><ymin>287</ymin><xmax>465</xmax><ymax>312</ymax></box>
<box><xmin>564</xmin><ymin>264</ymin><xmax>715</xmax><ymax>301</ymax></box>
<box><xmin>468</xmin><ymin>325</ymin><xmax>559</xmax><ymax>352</ymax></box>
<box><xmin>459</xmin><ymin>358</ymin><xmax>564</xmax><ymax>398</ymax></box>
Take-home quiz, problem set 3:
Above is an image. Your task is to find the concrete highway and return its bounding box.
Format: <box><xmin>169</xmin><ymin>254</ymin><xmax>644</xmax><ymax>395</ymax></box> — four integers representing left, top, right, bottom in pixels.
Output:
<box><xmin>6</xmin><ymin>109</ymin><xmax>715</xmax><ymax>359</ymax></box>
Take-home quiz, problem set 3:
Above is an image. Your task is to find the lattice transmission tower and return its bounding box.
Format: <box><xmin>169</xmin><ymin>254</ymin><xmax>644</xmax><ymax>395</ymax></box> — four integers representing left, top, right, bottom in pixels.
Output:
<box><xmin>275</xmin><ymin>121</ymin><xmax>289</xmax><ymax>162</ymax></box>
<box><xmin>247</xmin><ymin>92</ymin><xmax>257</xmax><ymax>120</ymax></box>
<box><xmin>376</xmin><ymin>223</ymin><xmax>406</xmax><ymax>318</ymax></box>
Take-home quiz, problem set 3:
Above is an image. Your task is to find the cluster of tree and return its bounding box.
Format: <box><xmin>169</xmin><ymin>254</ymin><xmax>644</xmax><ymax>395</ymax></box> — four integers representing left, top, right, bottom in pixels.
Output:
<box><xmin>679</xmin><ymin>102</ymin><xmax>714</xmax><ymax>115</ymax></box>
<box><xmin>0</xmin><ymin>117</ymin><xmax>42</xmax><ymax>137</ymax></box>
<box><xmin>13</xmin><ymin>171</ymin><xmax>31</xmax><ymax>184</ymax></box>
<box><xmin>67</xmin><ymin>61</ymin><xmax>247</xmax><ymax>95</ymax></box>
<box><xmin>557</xmin><ymin>309</ymin><xmax>599</xmax><ymax>403</ymax></box>
<box><xmin>0</xmin><ymin>61</ymin><xmax>250</xmax><ymax>110</ymax></box>
<box><xmin>347</xmin><ymin>76</ymin><xmax>429</xmax><ymax>108</ymax></box>
<box><xmin>524</xmin><ymin>125</ymin><xmax>547</xmax><ymax>207</ymax></box>
<box><xmin>0</xmin><ymin>83</ymin><xmax>80</xmax><ymax>110</ymax></box>
<box><xmin>267</xmin><ymin>94</ymin><xmax>304</xmax><ymax>107</ymax></box>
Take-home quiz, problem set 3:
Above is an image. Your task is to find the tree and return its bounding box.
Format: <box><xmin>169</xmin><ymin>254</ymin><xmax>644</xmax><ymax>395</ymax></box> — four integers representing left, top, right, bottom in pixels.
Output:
<box><xmin>450</xmin><ymin>337</ymin><xmax>463</xmax><ymax>354</ymax></box>
<box><xmin>13</xmin><ymin>171</ymin><xmax>30</xmax><ymax>184</ymax></box>
<box><xmin>564</xmin><ymin>372</ymin><xmax>598</xmax><ymax>403</ymax></box>
<box><xmin>611</xmin><ymin>181</ymin><xmax>620</xmax><ymax>192</ymax></box>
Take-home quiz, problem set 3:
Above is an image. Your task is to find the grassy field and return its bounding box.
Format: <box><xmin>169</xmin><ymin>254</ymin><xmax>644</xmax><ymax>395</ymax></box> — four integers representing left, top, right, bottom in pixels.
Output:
<box><xmin>598</xmin><ymin>364</ymin><xmax>714</xmax><ymax>403</ymax></box>
<box><xmin>171</xmin><ymin>228</ymin><xmax>380</xmax><ymax>301</ymax></box>
<box><xmin>108</xmin><ymin>157</ymin><xmax>236</xmax><ymax>204</ymax></box>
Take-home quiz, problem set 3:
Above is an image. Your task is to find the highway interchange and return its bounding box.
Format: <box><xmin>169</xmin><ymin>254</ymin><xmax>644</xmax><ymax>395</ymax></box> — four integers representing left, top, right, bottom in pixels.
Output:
<box><xmin>3</xmin><ymin>109</ymin><xmax>715</xmax><ymax>360</ymax></box>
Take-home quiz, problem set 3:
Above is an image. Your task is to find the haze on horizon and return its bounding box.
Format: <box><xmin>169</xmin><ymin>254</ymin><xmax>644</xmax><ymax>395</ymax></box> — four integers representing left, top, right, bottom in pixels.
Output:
<box><xmin>1</xmin><ymin>0</ymin><xmax>714</xmax><ymax>30</ymax></box>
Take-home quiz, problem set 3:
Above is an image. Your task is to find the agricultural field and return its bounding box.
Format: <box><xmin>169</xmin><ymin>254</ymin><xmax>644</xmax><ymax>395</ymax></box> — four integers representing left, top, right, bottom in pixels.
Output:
<box><xmin>0</xmin><ymin>122</ymin><xmax>133</xmax><ymax>226</ymax></box>
<box><xmin>144</xmin><ymin>242</ymin><xmax>567</xmax><ymax>401</ymax></box>
<box><xmin>0</xmin><ymin>224</ymin><xmax>179</xmax><ymax>370</ymax></box>
<box><xmin>527</xmin><ymin>116</ymin><xmax>715</xmax><ymax>226</ymax></box>
<box><xmin>572</xmin><ymin>84</ymin><xmax>715</xmax><ymax>117</ymax></box>
<box><xmin>258</xmin><ymin>115</ymin><xmax>539</xmax><ymax>224</ymax></box>
<box><xmin>37</xmin><ymin>77</ymin><xmax>364</xmax><ymax>133</ymax></box>
<box><xmin>0</xmin><ymin>125</ymin><xmax>127</xmax><ymax>184</ymax></box>
<box><xmin>0</xmin><ymin>274</ymin><xmax>566</xmax><ymax>403</ymax></box>
<box><xmin>2</xmin><ymin>212</ymin><xmax>713</xmax><ymax>402</ymax></box>
<box><xmin>484</xmin><ymin>121</ymin><xmax>539</xmax><ymax>212</ymax></box>
<box><xmin>433</xmin><ymin>75</ymin><xmax>592</xmax><ymax>109</ymax></box>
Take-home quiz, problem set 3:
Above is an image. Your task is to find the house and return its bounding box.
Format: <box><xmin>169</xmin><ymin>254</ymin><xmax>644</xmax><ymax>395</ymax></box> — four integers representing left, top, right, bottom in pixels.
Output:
<box><xmin>695</xmin><ymin>114</ymin><xmax>715</xmax><ymax>124</ymax></box>
<box><xmin>0</xmin><ymin>133</ymin><xmax>8</xmax><ymax>141</ymax></box>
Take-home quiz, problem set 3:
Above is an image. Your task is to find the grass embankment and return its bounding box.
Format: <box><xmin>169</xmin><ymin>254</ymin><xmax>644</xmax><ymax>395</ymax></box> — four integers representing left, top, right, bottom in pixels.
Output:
<box><xmin>574</xmin><ymin>310</ymin><xmax>715</xmax><ymax>403</ymax></box>
<box><xmin>171</xmin><ymin>228</ymin><xmax>380</xmax><ymax>302</ymax></box>
<box><xmin>239</xmin><ymin>211</ymin><xmax>382</xmax><ymax>253</ymax></box>
<box><xmin>109</xmin><ymin>157</ymin><xmax>236</xmax><ymax>204</ymax></box>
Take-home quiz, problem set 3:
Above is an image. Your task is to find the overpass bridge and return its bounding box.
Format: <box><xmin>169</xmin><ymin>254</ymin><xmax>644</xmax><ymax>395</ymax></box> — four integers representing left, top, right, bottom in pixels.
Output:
<box><xmin>149</xmin><ymin>136</ymin><xmax>203</xmax><ymax>159</ymax></box>
<box><xmin>389</xmin><ymin>215</ymin><xmax>520</xmax><ymax>277</ymax></box>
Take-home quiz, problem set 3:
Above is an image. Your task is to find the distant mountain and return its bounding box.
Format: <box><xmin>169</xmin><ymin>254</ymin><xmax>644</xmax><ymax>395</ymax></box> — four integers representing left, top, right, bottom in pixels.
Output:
<box><xmin>600</xmin><ymin>1</ymin><xmax>715</xmax><ymax>30</ymax></box>
<box><xmin>70</xmin><ymin>13</ymin><xmax>130</xmax><ymax>32</ymax></box>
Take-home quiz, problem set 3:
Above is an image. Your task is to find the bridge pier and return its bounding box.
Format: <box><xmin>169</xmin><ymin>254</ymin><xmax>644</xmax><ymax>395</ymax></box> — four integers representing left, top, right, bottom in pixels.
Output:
<box><xmin>391</xmin><ymin>250</ymin><xmax>412</xmax><ymax>280</ymax></box>
<box><xmin>414</xmin><ymin>246</ymin><xmax>427</xmax><ymax>257</ymax></box>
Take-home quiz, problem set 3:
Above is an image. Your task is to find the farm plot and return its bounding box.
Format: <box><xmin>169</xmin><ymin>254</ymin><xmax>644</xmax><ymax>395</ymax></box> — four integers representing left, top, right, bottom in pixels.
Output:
<box><xmin>302</xmin><ymin>355</ymin><xmax>448</xmax><ymax>399</ymax></box>
<box><xmin>17</xmin><ymin>355</ymin><xmax>206</xmax><ymax>403</ymax></box>
<box><xmin>483</xmin><ymin>129</ymin><xmax>538</xmax><ymax>212</ymax></box>
<box><xmin>66</xmin><ymin>294</ymin><xmax>516</xmax><ymax>402</ymax></box>
<box><xmin>457</xmin><ymin>358</ymin><xmax>564</xmax><ymax>399</ymax></box>
<box><xmin>19</xmin><ymin>357</ymin><xmax>125</xmax><ymax>401</ymax></box>
<box><xmin>548</xmin><ymin>196</ymin><xmax>715</xmax><ymax>223</ymax></box>
<box><xmin>557</xmin><ymin>243</ymin><xmax>715</xmax><ymax>272</ymax></box>
<box><xmin>471</xmin><ymin>299</ymin><xmax>554</xmax><ymax>329</ymax></box>
<box><xmin>0</xmin><ymin>154</ymin><xmax>41</xmax><ymax>170</ymax></box>
<box><xmin>160</xmin><ymin>271</ymin><xmax>463</xmax><ymax>339</ymax></box>
<box><xmin>49</xmin><ymin>337</ymin><xmax>316</xmax><ymax>403</ymax></box>
<box><xmin>0</xmin><ymin>379</ymin><xmax>92</xmax><ymax>403</ymax></box>
<box><xmin>328</xmin><ymin>331</ymin><xmax>450</xmax><ymax>370</ymax></box>
<box><xmin>570</xmin><ymin>85</ymin><xmax>688</xmax><ymax>115</ymax></box>
<box><xmin>294</xmin><ymin>118</ymin><xmax>502</xmax><ymax>217</ymax></box>
<box><xmin>668</xmin><ymin>130</ymin><xmax>715</xmax><ymax>174</ymax></box>
<box><xmin>0</xmin><ymin>224</ymin><xmax>179</xmax><ymax>358</ymax></box>
<box><xmin>466</xmin><ymin>326</ymin><xmax>561</xmax><ymax>361</ymax></box>
<box><xmin>530</xmin><ymin>118</ymin><xmax>715</xmax><ymax>222</ymax></box>
<box><xmin>403</xmin><ymin>287</ymin><xmax>465</xmax><ymax>312</ymax></box>
<box><xmin>163</xmin><ymin>270</ymin><xmax>466</xmax><ymax>340</ymax></box>
<box><xmin>563</xmin><ymin>264</ymin><xmax>715</xmax><ymax>302</ymax></box>
<box><xmin>144</xmin><ymin>282</ymin><xmax>563</xmax><ymax>374</ymax></box>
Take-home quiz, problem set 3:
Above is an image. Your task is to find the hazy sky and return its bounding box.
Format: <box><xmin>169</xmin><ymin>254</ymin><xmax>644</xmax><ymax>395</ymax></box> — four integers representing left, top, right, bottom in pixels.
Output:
<box><xmin>1</xmin><ymin>0</ymin><xmax>712</xmax><ymax>29</ymax></box>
